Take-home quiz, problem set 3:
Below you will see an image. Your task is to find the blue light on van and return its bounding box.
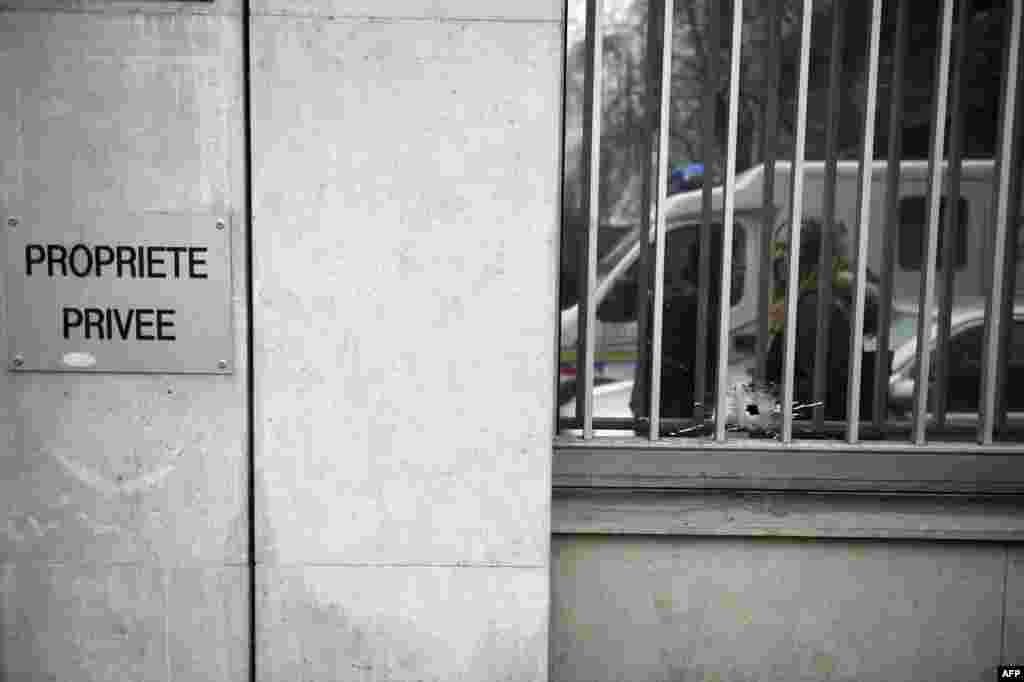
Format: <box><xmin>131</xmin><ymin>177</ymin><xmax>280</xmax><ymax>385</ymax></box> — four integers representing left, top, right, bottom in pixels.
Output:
<box><xmin>669</xmin><ymin>162</ymin><xmax>705</xmax><ymax>193</ymax></box>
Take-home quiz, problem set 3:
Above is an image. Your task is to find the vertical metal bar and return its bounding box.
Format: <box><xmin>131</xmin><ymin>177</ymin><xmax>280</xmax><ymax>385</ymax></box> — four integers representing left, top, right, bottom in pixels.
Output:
<box><xmin>996</xmin><ymin>183</ymin><xmax>1021</xmax><ymax>435</ymax></box>
<box><xmin>996</xmin><ymin>67</ymin><xmax>1024</xmax><ymax>436</ymax></box>
<box><xmin>980</xmin><ymin>0</ymin><xmax>1022</xmax><ymax>444</ymax></box>
<box><xmin>649</xmin><ymin>0</ymin><xmax>675</xmax><ymax>440</ymax></box>
<box><xmin>846</xmin><ymin>0</ymin><xmax>884</xmax><ymax>443</ymax></box>
<box><xmin>912</xmin><ymin>0</ymin><xmax>955</xmax><ymax>445</ymax></box>
<box><xmin>632</xmin><ymin>0</ymin><xmax>663</xmax><ymax>430</ymax></box>
<box><xmin>780</xmin><ymin>0</ymin><xmax>814</xmax><ymax>444</ymax></box>
<box><xmin>757</xmin><ymin>0</ymin><xmax>781</xmax><ymax>384</ymax></box>
<box><xmin>714</xmin><ymin>0</ymin><xmax>745</xmax><ymax>441</ymax></box>
<box><xmin>934</xmin><ymin>0</ymin><xmax>972</xmax><ymax>429</ymax></box>
<box><xmin>696</xmin><ymin>0</ymin><xmax>720</xmax><ymax>421</ymax></box>
<box><xmin>873</xmin><ymin>0</ymin><xmax>909</xmax><ymax>429</ymax></box>
<box><xmin>577</xmin><ymin>0</ymin><xmax>604</xmax><ymax>439</ymax></box>
<box><xmin>554</xmin><ymin>0</ymin><xmax>572</xmax><ymax>436</ymax></box>
<box><xmin>812</xmin><ymin>0</ymin><xmax>848</xmax><ymax>429</ymax></box>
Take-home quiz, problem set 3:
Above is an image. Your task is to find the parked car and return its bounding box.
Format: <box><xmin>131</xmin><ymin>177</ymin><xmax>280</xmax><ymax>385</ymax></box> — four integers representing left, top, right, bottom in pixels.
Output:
<box><xmin>888</xmin><ymin>301</ymin><xmax>1024</xmax><ymax>420</ymax></box>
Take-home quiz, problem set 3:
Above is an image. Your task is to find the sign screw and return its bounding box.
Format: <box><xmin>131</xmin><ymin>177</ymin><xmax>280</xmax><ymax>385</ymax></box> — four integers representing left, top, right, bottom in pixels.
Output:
<box><xmin>217</xmin><ymin>360</ymin><xmax>228</xmax><ymax>369</ymax></box>
<box><xmin>12</xmin><ymin>355</ymin><xmax>24</xmax><ymax>368</ymax></box>
<box><xmin>7</xmin><ymin>217</ymin><xmax>18</xmax><ymax>228</ymax></box>
<box><xmin>216</xmin><ymin>220</ymin><xmax>226</xmax><ymax>230</ymax></box>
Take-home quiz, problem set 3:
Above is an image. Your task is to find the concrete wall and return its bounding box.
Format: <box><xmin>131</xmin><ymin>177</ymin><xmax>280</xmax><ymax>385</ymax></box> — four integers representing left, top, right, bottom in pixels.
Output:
<box><xmin>1</xmin><ymin>0</ymin><xmax>563</xmax><ymax>679</ymax></box>
<box><xmin>551</xmin><ymin>506</ymin><xmax>1024</xmax><ymax>682</ymax></box>
<box><xmin>0</xmin><ymin>1</ymin><xmax>249</xmax><ymax>680</ymax></box>
<box><xmin>250</xmin><ymin>0</ymin><xmax>562</xmax><ymax>679</ymax></box>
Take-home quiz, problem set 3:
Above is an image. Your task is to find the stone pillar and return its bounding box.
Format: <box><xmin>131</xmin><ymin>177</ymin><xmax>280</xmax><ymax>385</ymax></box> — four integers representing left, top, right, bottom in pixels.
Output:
<box><xmin>0</xmin><ymin>2</ymin><xmax>249</xmax><ymax>679</ymax></box>
<box><xmin>250</xmin><ymin>0</ymin><xmax>562</xmax><ymax>678</ymax></box>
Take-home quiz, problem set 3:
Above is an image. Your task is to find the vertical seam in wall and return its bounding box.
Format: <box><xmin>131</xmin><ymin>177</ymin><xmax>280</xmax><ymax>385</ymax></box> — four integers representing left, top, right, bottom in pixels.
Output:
<box><xmin>242</xmin><ymin>0</ymin><xmax>257</xmax><ymax>680</ymax></box>
<box><xmin>1001</xmin><ymin>543</ymin><xmax>1010</xmax><ymax>666</ymax></box>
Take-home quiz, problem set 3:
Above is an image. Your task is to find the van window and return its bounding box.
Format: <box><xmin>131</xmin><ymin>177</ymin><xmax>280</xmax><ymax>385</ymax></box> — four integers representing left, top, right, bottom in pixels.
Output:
<box><xmin>898</xmin><ymin>197</ymin><xmax>968</xmax><ymax>271</ymax></box>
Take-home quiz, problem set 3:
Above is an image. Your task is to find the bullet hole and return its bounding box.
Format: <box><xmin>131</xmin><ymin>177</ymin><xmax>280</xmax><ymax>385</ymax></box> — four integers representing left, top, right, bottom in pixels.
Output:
<box><xmin>746</xmin><ymin>404</ymin><xmax>760</xmax><ymax>416</ymax></box>
<box><xmin>167</xmin><ymin>387</ymin><xmax>174</xmax><ymax>395</ymax></box>
<box><xmin>116</xmin><ymin>475</ymin><xmax>124</xmax><ymax>483</ymax></box>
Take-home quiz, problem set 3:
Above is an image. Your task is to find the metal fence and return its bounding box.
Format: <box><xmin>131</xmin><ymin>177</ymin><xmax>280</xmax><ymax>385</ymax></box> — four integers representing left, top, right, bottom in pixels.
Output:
<box><xmin>562</xmin><ymin>0</ymin><xmax>1024</xmax><ymax>445</ymax></box>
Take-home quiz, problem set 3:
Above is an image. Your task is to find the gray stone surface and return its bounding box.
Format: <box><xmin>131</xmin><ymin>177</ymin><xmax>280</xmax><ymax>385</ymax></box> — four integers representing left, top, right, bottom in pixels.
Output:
<box><xmin>0</xmin><ymin>7</ymin><xmax>247</xmax><ymax>567</ymax></box>
<box><xmin>0</xmin><ymin>562</ymin><xmax>248</xmax><ymax>682</ymax></box>
<box><xmin>551</xmin><ymin>536</ymin><xmax>1006</xmax><ymax>682</ymax></box>
<box><xmin>251</xmin><ymin>11</ymin><xmax>559</xmax><ymax>679</ymax></box>
<box><xmin>165</xmin><ymin>566</ymin><xmax>250</xmax><ymax>681</ymax></box>
<box><xmin>252</xmin><ymin>14</ymin><xmax>560</xmax><ymax>567</ymax></box>
<box><xmin>1004</xmin><ymin>546</ymin><xmax>1023</xmax><ymax>666</ymax></box>
<box><xmin>553</xmin><ymin>490</ymin><xmax>1024</xmax><ymax>540</ymax></box>
<box><xmin>0</xmin><ymin>8</ymin><xmax>248</xmax><ymax>681</ymax></box>
<box><xmin>2</xmin><ymin>376</ymin><xmax>248</xmax><ymax>564</ymax></box>
<box><xmin>0</xmin><ymin>0</ymin><xmax>241</xmax><ymax>13</ymax></box>
<box><xmin>258</xmin><ymin>564</ymin><xmax>548</xmax><ymax>682</ymax></box>
<box><xmin>0</xmin><ymin>11</ymin><xmax>243</xmax><ymax>216</ymax></box>
<box><xmin>252</xmin><ymin>0</ymin><xmax>560</xmax><ymax>21</ymax></box>
<box><xmin>0</xmin><ymin>561</ymin><xmax>168</xmax><ymax>682</ymax></box>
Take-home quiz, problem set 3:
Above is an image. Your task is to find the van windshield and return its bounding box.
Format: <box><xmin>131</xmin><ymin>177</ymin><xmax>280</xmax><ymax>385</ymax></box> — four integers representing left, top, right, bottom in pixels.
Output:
<box><xmin>890</xmin><ymin>310</ymin><xmax>920</xmax><ymax>350</ymax></box>
<box><xmin>597</xmin><ymin>226</ymin><xmax>642</xmax><ymax>280</ymax></box>
<box><xmin>596</xmin><ymin>222</ymin><xmax>745</xmax><ymax>322</ymax></box>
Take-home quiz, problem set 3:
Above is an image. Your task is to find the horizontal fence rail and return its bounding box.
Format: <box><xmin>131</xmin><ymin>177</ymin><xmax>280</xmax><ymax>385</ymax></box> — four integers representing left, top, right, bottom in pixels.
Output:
<box><xmin>560</xmin><ymin>0</ymin><xmax>1024</xmax><ymax>450</ymax></box>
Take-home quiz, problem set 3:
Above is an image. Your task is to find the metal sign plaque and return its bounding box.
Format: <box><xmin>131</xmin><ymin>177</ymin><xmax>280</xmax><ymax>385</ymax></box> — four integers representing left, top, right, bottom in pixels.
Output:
<box><xmin>5</xmin><ymin>213</ymin><xmax>233</xmax><ymax>374</ymax></box>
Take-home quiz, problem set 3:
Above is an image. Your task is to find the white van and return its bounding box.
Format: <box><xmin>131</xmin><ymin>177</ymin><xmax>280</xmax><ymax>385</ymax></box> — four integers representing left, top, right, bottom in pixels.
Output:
<box><xmin>560</xmin><ymin>159</ymin><xmax>1023</xmax><ymax>384</ymax></box>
